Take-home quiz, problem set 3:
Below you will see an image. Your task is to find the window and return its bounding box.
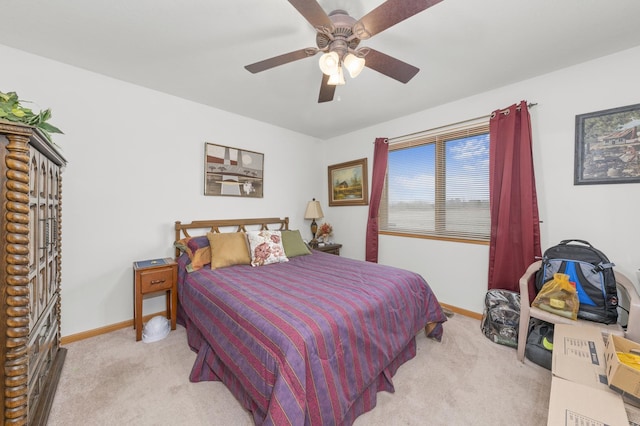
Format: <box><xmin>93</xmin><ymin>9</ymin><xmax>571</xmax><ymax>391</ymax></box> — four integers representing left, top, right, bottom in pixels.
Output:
<box><xmin>380</xmin><ymin>121</ymin><xmax>490</xmax><ymax>243</ymax></box>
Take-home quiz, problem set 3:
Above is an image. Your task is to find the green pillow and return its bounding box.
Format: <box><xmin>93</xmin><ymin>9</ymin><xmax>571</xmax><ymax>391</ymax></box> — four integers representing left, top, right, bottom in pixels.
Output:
<box><xmin>281</xmin><ymin>230</ymin><xmax>311</xmax><ymax>257</ymax></box>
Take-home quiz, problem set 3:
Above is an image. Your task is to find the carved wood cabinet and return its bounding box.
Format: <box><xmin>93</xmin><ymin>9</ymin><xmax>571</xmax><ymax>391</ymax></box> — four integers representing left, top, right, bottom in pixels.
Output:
<box><xmin>1</xmin><ymin>121</ymin><xmax>67</xmax><ymax>425</ymax></box>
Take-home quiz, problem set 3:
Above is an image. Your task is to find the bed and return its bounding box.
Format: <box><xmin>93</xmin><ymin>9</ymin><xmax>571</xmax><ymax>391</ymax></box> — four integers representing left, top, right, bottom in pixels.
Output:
<box><xmin>174</xmin><ymin>217</ymin><xmax>446</xmax><ymax>425</ymax></box>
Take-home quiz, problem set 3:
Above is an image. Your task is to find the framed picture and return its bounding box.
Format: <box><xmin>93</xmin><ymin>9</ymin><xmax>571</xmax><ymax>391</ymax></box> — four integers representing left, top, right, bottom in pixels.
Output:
<box><xmin>204</xmin><ymin>142</ymin><xmax>264</xmax><ymax>197</ymax></box>
<box><xmin>575</xmin><ymin>103</ymin><xmax>640</xmax><ymax>185</ymax></box>
<box><xmin>328</xmin><ymin>158</ymin><xmax>369</xmax><ymax>206</ymax></box>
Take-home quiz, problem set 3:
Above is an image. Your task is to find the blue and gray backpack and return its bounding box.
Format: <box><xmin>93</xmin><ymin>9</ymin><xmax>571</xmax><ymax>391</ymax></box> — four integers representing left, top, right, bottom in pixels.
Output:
<box><xmin>535</xmin><ymin>239</ymin><xmax>618</xmax><ymax>324</ymax></box>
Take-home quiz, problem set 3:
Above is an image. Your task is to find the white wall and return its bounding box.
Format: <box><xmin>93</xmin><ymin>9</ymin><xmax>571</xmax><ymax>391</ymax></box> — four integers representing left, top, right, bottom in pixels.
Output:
<box><xmin>2</xmin><ymin>43</ymin><xmax>640</xmax><ymax>335</ymax></box>
<box><xmin>0</xmin><ymin>45</ymin><xmax>323</xmax><ymax>336</ymax></box>
<box><xmin>324</xmin><ymin>45</ymin><xmax>640</xmax><ymax>315</ymax></box>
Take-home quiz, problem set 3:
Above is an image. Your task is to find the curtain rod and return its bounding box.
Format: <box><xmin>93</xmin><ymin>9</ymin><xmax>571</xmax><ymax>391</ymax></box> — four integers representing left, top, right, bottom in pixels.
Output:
<box><xmin>386</xmin><ymin>102</ymin><xmax>537</xmax><ymax>143</ymax></box>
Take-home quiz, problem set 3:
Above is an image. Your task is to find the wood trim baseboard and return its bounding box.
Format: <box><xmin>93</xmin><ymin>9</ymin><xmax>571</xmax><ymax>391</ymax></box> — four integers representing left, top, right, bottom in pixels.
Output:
<box><xmin>61</xmin><ymin>303</ymin><xmax>481</xmax><ymax>345</ymax></box>
<box><xmin>60</xmin><ymin>311</ymin><xmax>167</xmax><ymax>345</ymax></box>
<box><xmin>440</xmin><ymin>303</ymin><xmax>483</xmax><ymax>320</ymax></box>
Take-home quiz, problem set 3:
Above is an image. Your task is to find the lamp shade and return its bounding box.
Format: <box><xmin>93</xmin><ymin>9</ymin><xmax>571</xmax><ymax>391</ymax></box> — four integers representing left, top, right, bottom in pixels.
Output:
<box><xmin>319</xmin><ymin>51</ymin><xmax>339</xmax><ymax>76</ymax></box>
<box><xmin>304</xmin><ymin>199</ymin><xmax>324</xmax><ymax>220</ymax></box>
<box><xmin>327</xmin><ymin>66</ymin><xmax>346</xmax><ymax>86</ymax></box>
<box><xmin>343</xmin><ymin>53</ymin><xmax>365</xmax><ymax>78</ymax></box>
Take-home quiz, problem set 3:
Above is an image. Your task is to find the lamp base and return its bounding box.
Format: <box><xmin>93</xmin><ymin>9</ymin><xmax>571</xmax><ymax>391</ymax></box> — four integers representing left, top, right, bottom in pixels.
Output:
<box><xmin>310</xmin><ymin>219</ymin><xmax>318</xmax><ymax>241</ymax></box>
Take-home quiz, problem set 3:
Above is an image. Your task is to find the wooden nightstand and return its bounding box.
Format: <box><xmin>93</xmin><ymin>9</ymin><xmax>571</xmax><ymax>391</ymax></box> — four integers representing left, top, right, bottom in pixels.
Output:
<box><xmin>133</xmin><ymin>258</ymin><xmax>178</xmax><ymax>341</ymax></box>
<box><xmin>313</xmin><ymin>243</ymin><xmax>342</xmax><ymax>256</ymax></box>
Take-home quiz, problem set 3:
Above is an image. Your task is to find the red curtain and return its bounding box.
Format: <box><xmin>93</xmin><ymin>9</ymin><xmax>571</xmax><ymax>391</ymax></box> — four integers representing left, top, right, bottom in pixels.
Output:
<box><xmin>488</xmin><ymin>101</ymin><xmax>541</xmax><ymax>300</ymax></box>
<box><xmin>365</xmin><ymin>138</ymin><xmax>389</xmax><ymax>263</ymax></box>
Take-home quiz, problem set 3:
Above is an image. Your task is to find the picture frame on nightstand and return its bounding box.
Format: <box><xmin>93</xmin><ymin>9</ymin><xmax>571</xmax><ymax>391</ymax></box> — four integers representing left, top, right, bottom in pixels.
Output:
<box><xmin>313</xmin><ymin>243</ymin><xmax>342</xmax><ymax>256</ymax></box>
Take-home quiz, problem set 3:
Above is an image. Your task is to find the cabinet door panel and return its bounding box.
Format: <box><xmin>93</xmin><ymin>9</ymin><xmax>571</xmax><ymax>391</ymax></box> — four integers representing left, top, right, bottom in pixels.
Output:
<box><xmin>29</xmin><ymin>155</ymin><xmax>38</xmax><ymax>273</ymax></box>
<box><xmin>2</xmin><ymin>124</ymin><xmax>66</xmax><ymax>425</ymax></box>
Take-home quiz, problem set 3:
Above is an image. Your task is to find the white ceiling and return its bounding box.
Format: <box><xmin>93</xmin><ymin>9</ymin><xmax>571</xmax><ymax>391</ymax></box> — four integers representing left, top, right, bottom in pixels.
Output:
<box><xmin>2</xmin><ymin>0</ymin><xmax>640</xmax><ymax>140</ymax></box>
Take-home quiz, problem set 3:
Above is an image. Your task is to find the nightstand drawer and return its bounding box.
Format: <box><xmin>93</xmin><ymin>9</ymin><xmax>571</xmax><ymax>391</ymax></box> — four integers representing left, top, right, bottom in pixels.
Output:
<box><xmin>139</xmin><ymin>267</ymin><xmax>174</xmax><ymax>293</ymax></box>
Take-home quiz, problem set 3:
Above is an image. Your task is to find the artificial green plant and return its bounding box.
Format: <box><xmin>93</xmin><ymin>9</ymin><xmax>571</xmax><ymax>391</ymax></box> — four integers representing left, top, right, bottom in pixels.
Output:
<box><xmin>0</xmin><ymin>90</ymin><xmax>63</xmax><ymax>143</ymax></box>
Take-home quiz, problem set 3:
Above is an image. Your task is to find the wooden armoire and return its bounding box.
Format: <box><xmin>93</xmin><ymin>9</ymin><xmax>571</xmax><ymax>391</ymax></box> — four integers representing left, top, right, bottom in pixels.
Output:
<box><xmin>0</xmin><ymin>121</ymin><xmax>67</xmax><ymax>425</ymax></box>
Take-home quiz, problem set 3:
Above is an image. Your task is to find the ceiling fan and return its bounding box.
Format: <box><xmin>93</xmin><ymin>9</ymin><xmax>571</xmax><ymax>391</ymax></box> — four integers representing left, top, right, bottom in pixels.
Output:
<box><xmin>244</xmin><ymin>0</ymin><xmax>443</xmax><ymax>103</ymax></box>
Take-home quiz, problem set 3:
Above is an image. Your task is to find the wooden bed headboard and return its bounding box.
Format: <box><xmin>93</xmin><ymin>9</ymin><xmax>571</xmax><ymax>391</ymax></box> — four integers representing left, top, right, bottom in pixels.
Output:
<box><xmin>174</xmin><ymin>217</ymin><xmax>290</xmax><ymax>257</ymax></box>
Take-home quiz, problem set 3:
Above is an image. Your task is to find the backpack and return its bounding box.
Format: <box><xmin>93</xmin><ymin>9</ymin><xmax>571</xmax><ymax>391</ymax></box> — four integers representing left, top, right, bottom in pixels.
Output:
<box><xmin>525</xmin><ymin>319</ymin><xmax>554</xmax><ymax>370</ymax></box>
<box><xmin>481</xmin><ymin>289</ymin><xmax>520</xmax><ymax>348</ymax></box>
<box><xmin>535</xmin><ymin>239</ymin><xmax>618</xmax><ymax>324</ymax></box>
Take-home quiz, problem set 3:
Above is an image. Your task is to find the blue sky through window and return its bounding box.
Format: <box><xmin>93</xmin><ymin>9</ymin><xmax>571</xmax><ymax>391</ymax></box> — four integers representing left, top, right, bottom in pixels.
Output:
<box><xmin>388</xmin><ymin>134</ymin><xmax>489</xmax><ymax>204</ymax></box>
<box><xmin>389</xmin><ymin>144</ymin><xmax>435</xmax><ymax>203</ymax></box>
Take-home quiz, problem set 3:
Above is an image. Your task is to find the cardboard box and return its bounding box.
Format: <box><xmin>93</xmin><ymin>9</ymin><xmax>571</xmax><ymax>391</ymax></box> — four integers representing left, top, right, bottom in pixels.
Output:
<box><xmin>552</xmin><ymin>324</ymin><xmax>612</xmax><ymax>392</ymax></box>
<box><xmin>547</xmin><ymin>324</ymin><xmax>629</xmax><ymax>425</ymax></box>
<box><xmin>605</xmin><ymin>334</ymin><xmax>640</xmax><ymax>406</ymax></box>
<box><xmin>547</xmin><ymin>377</ymin><xmax>629</xmax><ymax>426</ymax></box>
<box><xmin>626</xmin><ymin>403</ymin><xmax>640</xmax><ymax>426</ymax></box>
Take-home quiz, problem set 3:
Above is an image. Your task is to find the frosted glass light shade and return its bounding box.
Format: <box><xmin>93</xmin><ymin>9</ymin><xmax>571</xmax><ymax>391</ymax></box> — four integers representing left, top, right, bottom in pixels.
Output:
<box><xmin>343</xmin><ymin>53</ymin><xmax>365</xmax><ymax>78</ymax></box>
<box><xmin>319</xmin><ymin>51</ymin><xmax>340</xmax><ymax>75</ymax></box>
<box><xmin>327</xmin><ymin>66</ymin><xmax>345</xmax><ymax>85</ymax></box>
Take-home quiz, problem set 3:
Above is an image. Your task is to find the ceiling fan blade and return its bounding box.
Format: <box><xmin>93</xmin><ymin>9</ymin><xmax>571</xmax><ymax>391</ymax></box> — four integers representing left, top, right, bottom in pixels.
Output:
<box><xmin>356</xmin><ymin>0</ymin><xmax>443</xmax><ymax>39</ymax></box>
<box><xmin>364</xmin><ymin>48</ymin><xmax>419</xmax><ymax>83</ymax></box>
<box><xmin>245</xmin><ymin>48</ymin><xmax>318</xmax><ymax>73</ymax></box>
<box><xmin>318</xmin><ymin>74</ymin><xmax>336</xmax><ymax>103</ymax></box>
<box><xmin>288</xmin><ymin>0</ymin><xmax>332</xmax><ymax>29</ymax></box>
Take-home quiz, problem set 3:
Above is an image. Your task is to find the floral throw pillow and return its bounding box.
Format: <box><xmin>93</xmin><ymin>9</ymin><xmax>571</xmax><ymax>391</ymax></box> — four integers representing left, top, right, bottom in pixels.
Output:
<box><xmin>246</xmin><ymin>230</ymin><xmax>288</xmax><ymax>267</ymax></box>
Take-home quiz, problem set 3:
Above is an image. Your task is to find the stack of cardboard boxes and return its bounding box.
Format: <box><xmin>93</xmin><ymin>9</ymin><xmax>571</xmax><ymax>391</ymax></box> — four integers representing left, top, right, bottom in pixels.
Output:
<box><xmin>547</xmin><ymin>324</ymin><xmax>640</xmax><ymax>425</ymax></box>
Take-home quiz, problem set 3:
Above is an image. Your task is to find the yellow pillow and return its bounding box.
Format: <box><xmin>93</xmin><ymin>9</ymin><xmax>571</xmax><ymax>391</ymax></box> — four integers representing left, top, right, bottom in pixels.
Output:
<box><xmin>207</xmin><ymin>232</ymin><xmax>251</xmax><ymax>269</ymax></box>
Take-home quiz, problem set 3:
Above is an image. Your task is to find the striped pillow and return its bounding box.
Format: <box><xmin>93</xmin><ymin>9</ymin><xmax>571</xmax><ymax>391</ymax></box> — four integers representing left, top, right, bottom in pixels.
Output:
<box><xmin>174</xmin><ymin>235</ymin><xmax>211</xmax><ymax>272</ymax></box>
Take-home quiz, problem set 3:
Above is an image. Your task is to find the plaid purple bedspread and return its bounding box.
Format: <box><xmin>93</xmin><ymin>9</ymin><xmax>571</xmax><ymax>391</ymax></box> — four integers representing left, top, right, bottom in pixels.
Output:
<box><xmin>177</xmin><ymin>250</ymin><xmax>446</xmax><ymax>425</ymax></box>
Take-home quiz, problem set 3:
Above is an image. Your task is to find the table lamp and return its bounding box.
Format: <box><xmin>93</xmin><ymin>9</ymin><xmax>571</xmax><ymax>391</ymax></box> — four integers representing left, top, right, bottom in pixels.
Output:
<box><xmin>304</xmin><ymin>198</ymin><xmax>324</xmax><ymax>246</ymax></box>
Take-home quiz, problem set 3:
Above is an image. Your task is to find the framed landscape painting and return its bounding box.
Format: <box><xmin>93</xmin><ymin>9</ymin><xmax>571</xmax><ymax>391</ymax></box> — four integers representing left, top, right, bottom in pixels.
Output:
<box><xmin>204</xmin><ymin>142</ymin><xmax>264</xmax><ymax>197</ymax></box>
<box><xmin>328</xmin><ymin>158</ymin><xmax>368</xmax><ymax>206</ymax></box>
<box><xmin>575</xmin><ymin>103</ymin><xmax>640</xmax><ymax>185</ymax></box>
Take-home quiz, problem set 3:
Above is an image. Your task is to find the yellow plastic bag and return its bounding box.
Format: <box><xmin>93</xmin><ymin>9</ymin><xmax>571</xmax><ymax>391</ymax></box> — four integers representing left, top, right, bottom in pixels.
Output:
<box><xmin>532</xmin><ymin>273</ymin><xmax>579</xmax><ymax>320</ymax></box>
<box><xmin>617</xmin><ymin>351</ymin><xmax>640</xmax><ymax>372</ymax></box>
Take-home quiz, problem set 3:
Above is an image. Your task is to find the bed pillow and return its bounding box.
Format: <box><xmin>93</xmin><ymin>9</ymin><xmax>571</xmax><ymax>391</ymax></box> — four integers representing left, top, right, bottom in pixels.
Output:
<box><xmin>246</xmin><ymin>230</ymin><xmax>289</xmax><ymax>267</ymax></box>
<box><xmin>174</xmin><ymin>235</ymin><xmax>211</xmax><ymax>272</ymax></box>
<box><xmin>281</xmin><ymin>230</ymin><xmax>311</xmax><ymax>258</ymax></box>
<box><xmin>207</xmin><ymin>232</ymin><xmax>251</xmax><ymax>270</ymax></box>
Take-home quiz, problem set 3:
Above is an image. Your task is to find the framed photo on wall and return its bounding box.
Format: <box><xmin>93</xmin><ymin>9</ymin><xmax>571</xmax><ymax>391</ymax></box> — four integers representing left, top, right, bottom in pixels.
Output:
<box><xmin>328</xmin><ymin>158</ymin><xmax>369</xmax><ymax>206</ymax></box>
<box><xmin>204</xmin><ymin>142</ymin><xmax>264</xmax><ymax>197</ymax></box>
<box><xmin>575</xmin><ymin>103</ymin><xmax>640</xmax><ymax>185</ymax></box>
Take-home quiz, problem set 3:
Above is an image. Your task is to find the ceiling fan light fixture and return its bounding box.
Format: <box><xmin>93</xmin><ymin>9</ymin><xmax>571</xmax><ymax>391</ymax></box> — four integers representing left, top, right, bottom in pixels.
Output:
<box><xmin>327</xmin><ymin>66</ymin><xmax>345</xmax><ymax>86</ymax></box>
<box><xmin>319</xmin><ymin>51</ymin><xmax>340</xmax><ymax>75</ymax></box>
<box><xmin>343</xmin><ymin>53</ymin><xmax>365</xmax><ymax>78</ymax></box>
<box><xmin>244</xmin><ymin>1</ymin><xmax>440</xmax><ymax>103</ymax></box>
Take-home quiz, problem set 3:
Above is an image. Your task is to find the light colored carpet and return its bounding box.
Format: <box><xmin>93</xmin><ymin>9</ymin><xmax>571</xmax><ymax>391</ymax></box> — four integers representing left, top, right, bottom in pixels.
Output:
<box><xmin>47</xmin><ymin>314</ymin><xmax>551</xmax><ymax>425</ymax></box>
